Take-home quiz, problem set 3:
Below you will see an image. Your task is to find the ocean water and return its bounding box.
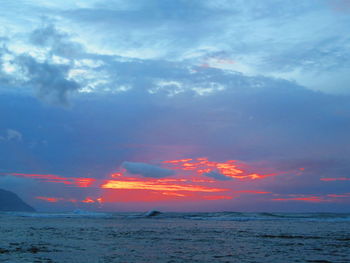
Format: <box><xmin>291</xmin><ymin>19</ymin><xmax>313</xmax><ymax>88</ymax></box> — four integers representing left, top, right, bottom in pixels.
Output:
<box><xmin>1</xmin><ymin>211</ymin><xmax>350</xmax><ymax>262</ymax></box>
<box><xmin>4</xmin><ymin>210</ymin><xmax>350</xmax><ymax>222</ymax></box>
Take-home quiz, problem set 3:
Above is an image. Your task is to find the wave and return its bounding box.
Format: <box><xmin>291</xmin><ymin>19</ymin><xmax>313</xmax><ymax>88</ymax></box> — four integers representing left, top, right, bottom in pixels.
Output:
<box><xmin>3</xmin><ymin>211</ymin><xmax>350</xmax><ymax>222</ymax></box>
<box><xmin>116</xmin><ymin>211</ymin><xmax>350</xmax><ymax>222</ymax></box>
<box><xmin>183</xmin><ymin>212</ymin><xmax>350</xmax><ymax>222</ymax></box>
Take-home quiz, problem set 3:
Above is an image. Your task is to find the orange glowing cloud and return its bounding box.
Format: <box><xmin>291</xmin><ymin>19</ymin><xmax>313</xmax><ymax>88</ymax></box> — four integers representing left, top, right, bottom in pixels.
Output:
<box><xmin>161</xmin><ymin>192</ymin><xmax>187</xmax><ymax>197</ymax></box>
<box><xmin>7</xmin><ymin>156</ymin><xmax>281</xmax><ymax>205</ymax></box>
<box><xmin>162</xmin><ymin>157</ymin><xmax>275</xmax><ymax>180</ymax></box>
<box><xmin>101</xmin><ymin>189</ymin><xmax>193</xmax><ymax>202</ymax></box>
<box><xmin>97</xmin><ymin>157</ymin><xmax>278</xmax><ymax>203</ymax></box>
<box><xmin>75</xmin><ymin>178</ymin><xmax>96</xmax><ymax>187</ymax></box>
<box><xmin>111</xmin><ymin>172</ymin><xmax>123</xmax><ymax>178</ymax></box>
<box><xmin>101</xmin><ymin>180</ymin><xmax>227</xmax><ymax>192</ymax></box>
<box><xmin>36</xmin><ymin>196</ymin><xmax>61</xmax><ymax>202</ymax></box>
<box><xmin>82</xmin><ymin>197</ymin><xmax>95</xmax><ymax>203</ymax></box>
<box><xmin>36</xmin><ymin>196</ymin><xmax>100</xmax><ymax>204</ymax></box>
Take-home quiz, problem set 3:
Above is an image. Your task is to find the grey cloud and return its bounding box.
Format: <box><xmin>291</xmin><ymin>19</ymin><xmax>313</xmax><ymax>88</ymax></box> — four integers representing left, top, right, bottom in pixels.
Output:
<box><xmin>203</xmin><ymin>171</ymin><xmax>232</xmax><ymax>181</ymax></box>
<box><xmin>122</xmin><ymin>162</ymin><xmax>175</xmax><ymax>178</ymax></box>
<box><xmin>18</xmin><ymin>22</ymin><xmax>295</xmax><ymax>99</ymax></box>
<box><xmin>89</xmin><ymin>53</ymin><xmax>294</xmax><ymax>96</ymax></box>
<box><xmin>2</xmin><ymin>0</ymin><xmax>350</xmax><ymax>97</ymax></box>
<box><xmin>59</xmin><ymin>0</ymin><xmax>231</xmax><ymax>59</ymax></box>
<box><xmin>30</xmin><ymin>23</ymin><xmax>64</xmax><ymax>46</ymax></box>
<box><xmin>0</xmin><ymin>44</ymin><xmax>12</xmax><ymax>87</ymax></box>
<box><xmin>30</xmin><ymin>23</ymin><xmax>84</xmax><ymax>58</ymax></box>
<box><xmin>261</xmin><ymin>36</ymin><xmax>350</xmax><ymax>74</ymax></box>
<box><xmin>16</xmin><ymin>55</ymin><xmax>80</xmax><ymax>105</ymax></box>
<box><xmin>63</xmin><ymin>0</ymin><xmax>224</xmax><ymax>26</ymax></box>
<box><xmin>1</xmin><ymin>24</ymin><xmax>83</xmax><ymax>102</ymax></box>
<box><xmin>57</xmin><ymin>0</ymin><xmax>331</xmax><ymax>62</ymax></box>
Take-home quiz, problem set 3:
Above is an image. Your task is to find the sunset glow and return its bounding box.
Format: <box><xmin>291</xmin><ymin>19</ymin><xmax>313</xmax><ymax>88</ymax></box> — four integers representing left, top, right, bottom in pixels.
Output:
<box><xmin>162</xmin><ymin>157</ymin><xmax>275</xmax><ymax>180</ymax></box>
<box><xmin>9</xmin><ymin>173</ymin><xmax>96</xmax><ymax>187</ymax></box>
<box><xmin>4</xmin><ymin>155</ymin><xmax>350</xmax><ymax>208</ymax></box>
<box><xmin>100</xmin><ymin>180</ymin><xmax>228</xmax><ymax>192</ymax></box>
<box><xmin>1</xmin><ymin>156</ymin><xmax>295</xmax><ymax>206</ymax></box>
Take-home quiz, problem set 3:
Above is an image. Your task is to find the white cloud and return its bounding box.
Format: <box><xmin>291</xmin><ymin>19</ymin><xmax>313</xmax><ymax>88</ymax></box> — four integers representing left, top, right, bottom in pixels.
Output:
<box><xmin>3</xmin><ymin>129</ymin><xmax>23</xmax><ymax>141</ymax></box>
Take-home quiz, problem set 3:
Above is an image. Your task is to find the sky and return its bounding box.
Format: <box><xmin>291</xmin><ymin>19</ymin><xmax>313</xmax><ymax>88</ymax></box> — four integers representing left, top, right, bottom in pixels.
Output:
<box><xmin>1</xmin><ymin>0</ymin><xmax>350</xmax><ymax>212</ymax></box>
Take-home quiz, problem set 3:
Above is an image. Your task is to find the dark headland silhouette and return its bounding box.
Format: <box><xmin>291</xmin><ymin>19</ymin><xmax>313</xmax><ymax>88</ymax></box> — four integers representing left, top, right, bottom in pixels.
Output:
<box><xmin>0</xmin><ymin>188</ymin><xmax>35</xmax><ymax>212</ymax></box>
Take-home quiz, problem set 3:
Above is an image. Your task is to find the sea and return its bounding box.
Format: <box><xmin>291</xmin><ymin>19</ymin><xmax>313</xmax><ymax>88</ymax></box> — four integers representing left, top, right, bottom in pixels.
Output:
<box><xmin>3</xmin><ymin>210</ymin><xmax>350</xmax><ymax>222</ymax></box>
<box><xmin>1</xmin><ymin>211</ymin><xmax>350</xmax><ymax>262</ymax></box>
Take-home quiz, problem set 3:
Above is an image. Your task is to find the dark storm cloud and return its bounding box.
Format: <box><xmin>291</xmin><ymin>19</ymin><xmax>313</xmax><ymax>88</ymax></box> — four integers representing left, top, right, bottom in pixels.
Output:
<box><xmin>122</xmin><ymin>162</ymin><xmax>175</xmax><ymax>178</ymax></box>
<box><xmin>16</xmin><ymin>55</ymin><xmax>80</xmax><ymax>105</ymax></box>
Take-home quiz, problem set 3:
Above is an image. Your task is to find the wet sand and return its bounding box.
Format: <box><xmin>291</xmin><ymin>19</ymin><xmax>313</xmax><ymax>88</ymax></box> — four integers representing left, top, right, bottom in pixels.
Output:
<box><xmin>0</xmin><ymin>215</ymin><xmax>349</xmax><ymax>263</ymax></box>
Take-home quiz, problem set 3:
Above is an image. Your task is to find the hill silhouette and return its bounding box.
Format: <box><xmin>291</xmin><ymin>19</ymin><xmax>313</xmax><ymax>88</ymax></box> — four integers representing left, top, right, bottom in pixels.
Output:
<box><xmin>0</xmin><ymin>189</ymin><xmax>35</xmax><ymax>212</ymax></box>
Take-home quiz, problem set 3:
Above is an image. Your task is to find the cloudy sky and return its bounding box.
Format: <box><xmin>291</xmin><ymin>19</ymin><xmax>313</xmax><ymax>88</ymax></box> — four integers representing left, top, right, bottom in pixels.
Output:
<box><xmin>1</xmin><ymin>0</ymin><xmax>350</xmax><ymax>212</ymax></box>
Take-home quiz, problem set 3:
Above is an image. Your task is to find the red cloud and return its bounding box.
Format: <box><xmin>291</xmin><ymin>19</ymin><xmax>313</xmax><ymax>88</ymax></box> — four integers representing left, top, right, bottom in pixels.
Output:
<box><xmin>36</xmin><ymin>196</ymin><xmax>61</xmax><ymax>202</ymax></box>
<box><xmin>162</xmin><ymin>157</ymin><xmax>276</xmax><ymax>180</ymax></box>
<box><xmin>9</xmin><ymin>173</ymin><xmax>96</xmax><ymax>187</ymax></box>
<box><xmin>5</xmin><ymin>157</ymin><xmax>281</xmax><ymax>204</ymax></box>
